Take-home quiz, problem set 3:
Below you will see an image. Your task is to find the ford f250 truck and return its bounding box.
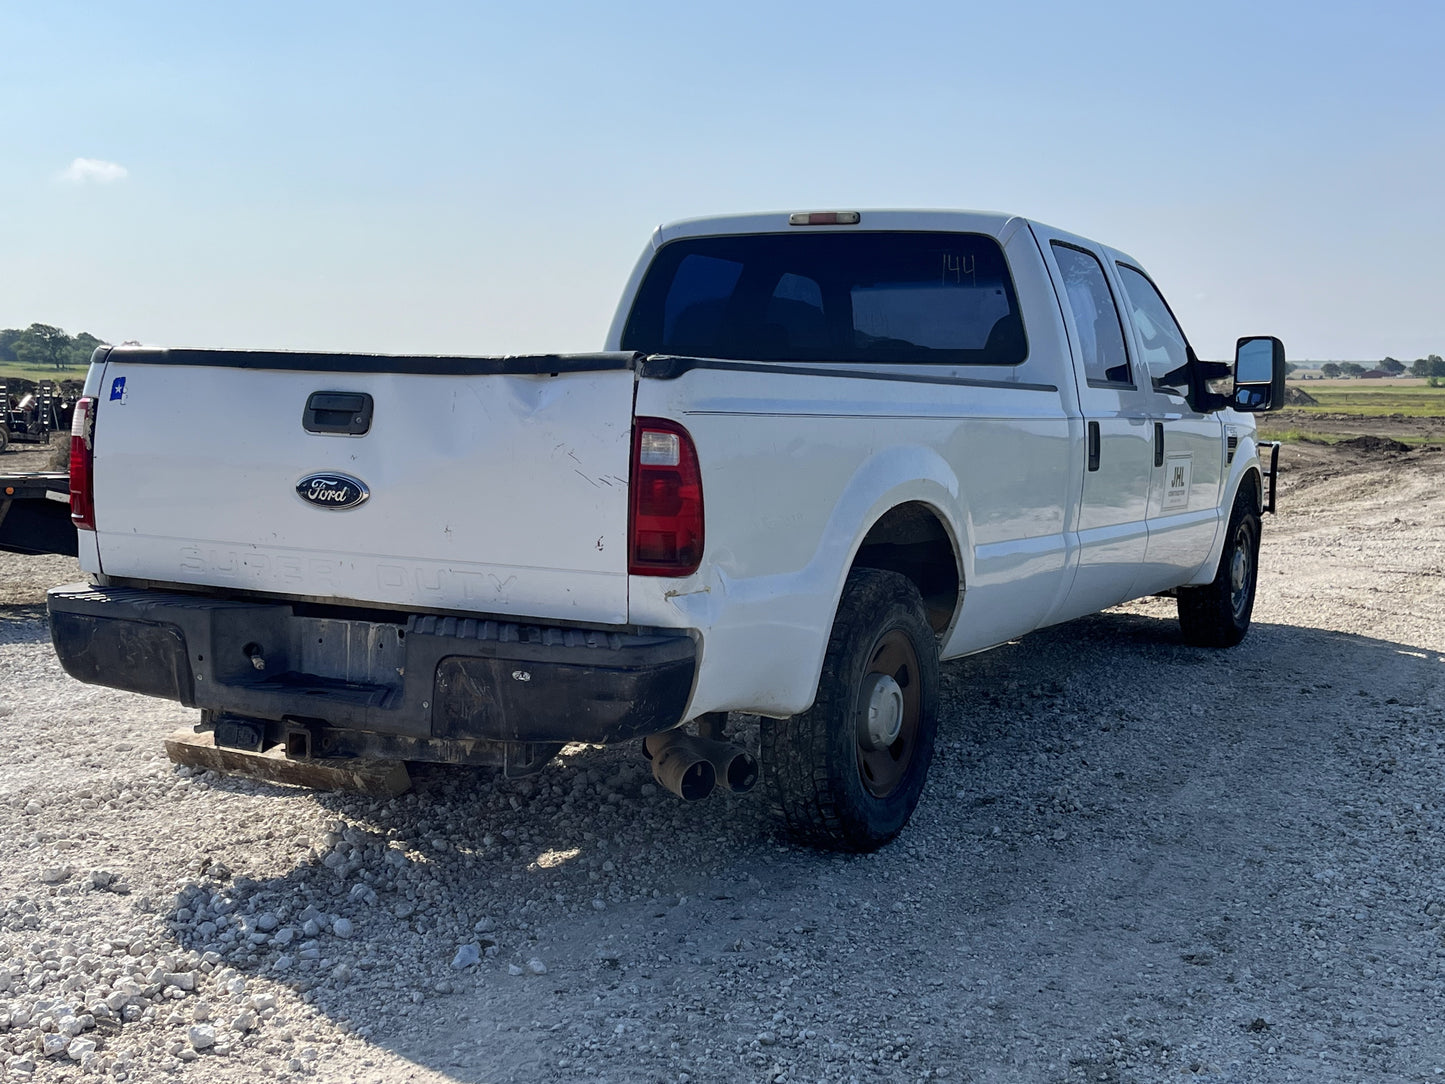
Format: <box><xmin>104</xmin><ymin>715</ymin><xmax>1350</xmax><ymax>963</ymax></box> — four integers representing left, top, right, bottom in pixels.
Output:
<box><xmin>48</xmin><ymin>210</ymin><xmax>1284</xmax><ymax>851</ymax></box>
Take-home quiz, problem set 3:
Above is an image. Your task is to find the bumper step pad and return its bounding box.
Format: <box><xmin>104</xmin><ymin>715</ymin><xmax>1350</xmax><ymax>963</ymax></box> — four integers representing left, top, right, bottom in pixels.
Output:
<box><xmin>164</xmin><ymin>728</ymin><xmax>412</xmax><ymax>797</ymax></box>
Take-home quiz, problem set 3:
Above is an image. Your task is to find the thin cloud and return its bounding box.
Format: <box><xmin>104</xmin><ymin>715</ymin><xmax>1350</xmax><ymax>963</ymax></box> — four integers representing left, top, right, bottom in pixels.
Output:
<box><xmin>59</xmin><ymin>158</ymin><xmax>129</xmax><ymax>184</ymax></box>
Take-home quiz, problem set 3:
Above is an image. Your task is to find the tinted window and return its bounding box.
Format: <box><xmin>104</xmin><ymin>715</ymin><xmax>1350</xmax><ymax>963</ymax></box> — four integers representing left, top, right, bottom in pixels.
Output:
<box><xmin>662</xmin><ymin>254</ymin><xmax>742</xmax><ymax>346</ymax></box>
<box><xmin>622</xmin><ymin>231</ymin><xmax>1027</xmax><ymax>365</ymax></box>
<box><xmin>1050</xmin><ymin>242</ymin><xmax>1131</xmax><ymax>385</ymax></box>
<box><xmin>1116</xmin><ymin>264</ymin><xmax>1191</xmax><ymax>399</ymax></box>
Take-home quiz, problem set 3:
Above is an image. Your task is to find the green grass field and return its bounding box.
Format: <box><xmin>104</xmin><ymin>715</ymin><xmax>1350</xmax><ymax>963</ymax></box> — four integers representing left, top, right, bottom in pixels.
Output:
<box><xmin>0</xmin><ymin>359</ymin><xmax>83</xmax><ymax>384</ymax></box>
<box><xmin>1292</xmin><ymin>384</ymin><xmax>1445</xmax><ymax>417</ymax></box>
<box><xmin>1256</xmin><ymin>426</ymin><xmax>1441</xmax><ymax>446</ymax></box>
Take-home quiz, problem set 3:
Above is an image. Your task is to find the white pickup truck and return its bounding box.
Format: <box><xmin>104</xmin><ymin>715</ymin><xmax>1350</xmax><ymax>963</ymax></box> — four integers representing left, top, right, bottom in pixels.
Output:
<box><xmin>49</xmin><ymin>209</ymin><xmax>1284</xmax><ymax>851</ymax></box>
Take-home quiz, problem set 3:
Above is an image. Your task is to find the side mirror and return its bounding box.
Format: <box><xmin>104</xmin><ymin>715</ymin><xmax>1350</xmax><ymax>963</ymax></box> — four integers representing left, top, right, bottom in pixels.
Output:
<box><xmin>1232</xmin><ymin>336</ymin><xmax>1286</xmax><ymax>412</ymax></box>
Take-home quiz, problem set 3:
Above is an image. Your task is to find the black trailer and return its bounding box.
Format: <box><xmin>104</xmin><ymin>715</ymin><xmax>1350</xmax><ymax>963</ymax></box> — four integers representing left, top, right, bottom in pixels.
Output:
<box><xmin>0</xmin><ymin>473</ymin><xmax>77</xmax><ymax>556</ymax></box>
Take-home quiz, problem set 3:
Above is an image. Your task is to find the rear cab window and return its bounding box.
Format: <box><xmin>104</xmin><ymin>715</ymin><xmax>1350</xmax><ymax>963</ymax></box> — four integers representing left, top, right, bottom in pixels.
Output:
<box><xmin>1049</xmin><ymin>242</ymin><xmax>1133</xmax><ymax>387</ymax></box>
<box><xmin>622</xmin><ymin>232</ymin><xmax>1028</xmax><ymax>366</ymax></box>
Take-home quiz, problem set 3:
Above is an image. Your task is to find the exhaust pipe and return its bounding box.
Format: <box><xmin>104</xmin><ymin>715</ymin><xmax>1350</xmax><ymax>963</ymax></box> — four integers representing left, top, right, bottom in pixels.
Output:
<box><xmin>644</xmin><ymin>732</ymin><xmax>715</xmax><ymax>801</ymax></box>
<box><xmin>687</xmin><ymin>735</ymin><xmax>758</xmax><ymax>794</ymax></box>
<box><xmin>643</xmin><ymin>731</ymin><xmax>759</xmax><ymax>800</ymax></box>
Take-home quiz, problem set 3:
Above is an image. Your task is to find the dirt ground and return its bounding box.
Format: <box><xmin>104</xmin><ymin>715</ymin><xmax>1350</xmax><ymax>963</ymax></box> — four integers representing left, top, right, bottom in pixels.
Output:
<box><xmin>1266</xmin><ymin>406</ymin><xmax>1445</xmax><ymax>445</ymax></box>
<box><xmin>0</xmin><ymin>441</ymin><xmax>65</xmax><ymax>476</ymax></box>
<box><xmin>1</xmin><ymin>433</ymin><xmax>1443</xmax><ymax>1083</ymax></box>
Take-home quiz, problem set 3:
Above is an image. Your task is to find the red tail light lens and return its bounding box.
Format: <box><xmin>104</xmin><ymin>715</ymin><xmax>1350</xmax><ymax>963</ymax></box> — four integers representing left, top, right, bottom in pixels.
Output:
<box><xmin>69</xmin><ymin>396</ymin><xmax>96</xmax><ymax>530</ymax></box>
<box><xmin>629</xmin><ymin>418</ymin><xmax>703</xmax><ymax>576</ymax></box>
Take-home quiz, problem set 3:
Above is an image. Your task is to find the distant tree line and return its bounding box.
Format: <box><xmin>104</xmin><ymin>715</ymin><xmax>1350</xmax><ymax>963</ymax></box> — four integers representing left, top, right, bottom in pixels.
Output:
<box><xmin>0</xmin><ymin>324</ymin><xmax>109</xmax><ymax>369</ymax></box>
<box><xmin>1314</xmin><ymin>356</ymin><xmax>1443</xmax><ymax>379</ymax></box>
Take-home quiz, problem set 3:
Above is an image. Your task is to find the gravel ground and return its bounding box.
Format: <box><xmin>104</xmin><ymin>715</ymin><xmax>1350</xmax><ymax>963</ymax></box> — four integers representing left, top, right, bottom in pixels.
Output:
<box><xmin>2</xmin><ymin>442</ymin><xmax>1443</xmax><ymax>1083</ymax></box>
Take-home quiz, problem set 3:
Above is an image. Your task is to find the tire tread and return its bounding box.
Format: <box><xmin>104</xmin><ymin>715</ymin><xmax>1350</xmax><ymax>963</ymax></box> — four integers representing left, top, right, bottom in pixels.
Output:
<box><xmin>761</xmin><ymin>568</ymin><xmax>938</xmax><ymax>851</ymax></box>
<box><xmin>1178</xmin><ymin>484</ymin><xmax>1261</xmax><ymax>648</ymax></box>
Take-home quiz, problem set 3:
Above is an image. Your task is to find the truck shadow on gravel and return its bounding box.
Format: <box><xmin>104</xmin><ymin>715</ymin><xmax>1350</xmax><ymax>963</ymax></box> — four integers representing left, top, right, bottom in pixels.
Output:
<box><xmin>157</xmin><ymin>607</ymin><xmax>1443</xmax><ymax>1082</ymax></box>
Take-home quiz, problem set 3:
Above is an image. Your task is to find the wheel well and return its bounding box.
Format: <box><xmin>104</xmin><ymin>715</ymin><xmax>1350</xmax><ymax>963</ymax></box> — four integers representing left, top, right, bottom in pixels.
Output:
<box><xmin>850</xmin><ymin>503</ymin><xmax>960</xmax><ymax>634</ymax></box>
<box><xmin>1239</xmin><ymin>468</ymin><xmax>1263</xmax><ymax>513</ymax></box>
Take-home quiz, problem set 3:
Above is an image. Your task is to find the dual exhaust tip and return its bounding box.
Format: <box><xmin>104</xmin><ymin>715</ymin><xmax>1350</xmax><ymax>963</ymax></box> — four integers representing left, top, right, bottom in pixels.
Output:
<box><xmin>643</xmin><ymin>730</ymin><xmax>758</xmax><ymax>802</ymax></box>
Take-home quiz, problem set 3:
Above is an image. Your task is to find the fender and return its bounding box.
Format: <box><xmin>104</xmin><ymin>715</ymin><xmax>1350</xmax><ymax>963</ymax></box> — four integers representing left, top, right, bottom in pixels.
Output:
<box><xmin>824</xmin><ymin>442</ymin><xmax>971</xmax><ymax>629</ymax></box>
<box><xmin>636</xmin><ymin>443</ymin><xmax>967</xmax><ymax>720</ymax></box>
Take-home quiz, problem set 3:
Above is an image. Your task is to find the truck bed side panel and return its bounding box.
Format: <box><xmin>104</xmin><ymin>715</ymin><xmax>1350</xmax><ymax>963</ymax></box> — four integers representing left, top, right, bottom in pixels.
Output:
<box><xmin>630</xmin><ymin>364</ymin><xmax>1074</xmax><ymax>718</ymax></box>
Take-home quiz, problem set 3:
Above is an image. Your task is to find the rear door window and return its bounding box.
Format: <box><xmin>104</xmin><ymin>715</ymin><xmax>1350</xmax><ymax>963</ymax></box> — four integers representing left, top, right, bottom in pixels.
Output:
<box><xmin>622</xmin><ymin>231</ymin><xmax>1027</xmax><ymax>365</ymax></box>
<box><xmin>1049</xmin><ymin>242</ymin><xmax>1132</xmax><ymax>386</ymax></box>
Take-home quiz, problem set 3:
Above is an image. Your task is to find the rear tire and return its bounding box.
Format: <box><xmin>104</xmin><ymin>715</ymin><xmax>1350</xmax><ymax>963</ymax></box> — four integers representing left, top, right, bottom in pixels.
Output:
<box><xmin>761</xmin><ymin>569</ymin><xmax>939</xmax><ymax>851</ymax></box>
<box><xmin>1177</xmin><ymin>483</ymin><xmax>1261</xmax><ymax>647</ymax></box>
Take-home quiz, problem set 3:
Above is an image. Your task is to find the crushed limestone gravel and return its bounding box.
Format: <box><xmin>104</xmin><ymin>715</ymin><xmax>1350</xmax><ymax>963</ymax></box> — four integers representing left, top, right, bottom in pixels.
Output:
<box><xmin>1</xmin><ymin>442</ymin><xmax>1443</xmax><ymax>1082</ymax></box>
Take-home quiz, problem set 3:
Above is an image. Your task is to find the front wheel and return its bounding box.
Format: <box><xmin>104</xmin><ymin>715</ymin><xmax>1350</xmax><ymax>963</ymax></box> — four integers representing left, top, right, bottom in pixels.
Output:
<box><xmin>761</xmin><ymin>569</ymin><xmax>940</xmax><ymax>851</ymax></box>
<box><xmin>1177</xmin><ymin>484</ymin><xmax>1262</xmax><ymax>647</ymax></box>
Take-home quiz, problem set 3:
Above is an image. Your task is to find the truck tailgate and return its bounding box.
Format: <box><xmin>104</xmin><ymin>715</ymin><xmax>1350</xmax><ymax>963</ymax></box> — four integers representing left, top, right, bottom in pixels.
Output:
<box><xmin>88</xmin><ymin>350</ymin><xmax>636</xmax><ymax>625</ymax></box>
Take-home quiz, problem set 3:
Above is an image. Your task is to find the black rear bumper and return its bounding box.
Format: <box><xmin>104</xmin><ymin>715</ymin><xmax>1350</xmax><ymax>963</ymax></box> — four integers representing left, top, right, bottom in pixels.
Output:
<box><xmin>48</xmin><ymin>583</ymin><xmax>697</xmax><ymax>749</ymax></box>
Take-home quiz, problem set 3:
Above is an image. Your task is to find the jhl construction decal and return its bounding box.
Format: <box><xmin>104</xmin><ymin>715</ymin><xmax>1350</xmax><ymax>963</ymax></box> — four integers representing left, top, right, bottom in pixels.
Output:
<box><xmin>1163</xmin><ymin>454</ymin><xmax>1193</xmax><ymax>510</ymax></box>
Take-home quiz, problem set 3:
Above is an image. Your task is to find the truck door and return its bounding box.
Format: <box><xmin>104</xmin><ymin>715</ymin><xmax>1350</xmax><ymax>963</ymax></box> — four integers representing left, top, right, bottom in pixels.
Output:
<box><xmin>1110</xmin><ymin>260</ymin><xmax>1225</xmax><ymax>594</ymax></box>
<box><xmin>1033</xmin><ymin>228</ymin><xmax>1155</xmax><ymax>623</ymax></box>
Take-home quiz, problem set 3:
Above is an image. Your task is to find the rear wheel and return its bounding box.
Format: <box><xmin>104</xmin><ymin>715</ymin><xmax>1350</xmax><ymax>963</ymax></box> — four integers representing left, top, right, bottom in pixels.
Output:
<box><xmin>1177</xmin><ymin>484</ymin><xmax>1261</xmax><ymax>647</ymax></box>
<box><xmin>762</xmin><ymin>569</ymin><xmax>939</xmax><ymax>851</ymax></box>
<box><xmin>0</xmin><ymin>425</ymin><xmax>9</xmax><ymax>454</ymax></box>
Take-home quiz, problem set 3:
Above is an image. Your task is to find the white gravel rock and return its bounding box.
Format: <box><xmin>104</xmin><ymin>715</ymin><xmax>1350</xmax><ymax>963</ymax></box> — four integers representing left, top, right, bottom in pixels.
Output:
<box><xmin>187</xmin><ymin>1023</ymin><xmax>216</xmax><ymax>1050</ymax></box>
<box><xmin>41</xmin><ymin>1033</ymin><xmax>69</xmax><ymax>1057</ymax></box>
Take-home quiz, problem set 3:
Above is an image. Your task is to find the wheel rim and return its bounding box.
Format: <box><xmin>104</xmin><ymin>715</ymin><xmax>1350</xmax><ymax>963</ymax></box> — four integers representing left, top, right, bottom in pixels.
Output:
<box><xmin>855</xmin><ymin>628</ymin><xmax>922</xmax><ymax>798</ymax></box>
<box><xmin>1229</xmin><ymin>521</ymin><xmax>1256</xmax><ymax>620</ymax></box>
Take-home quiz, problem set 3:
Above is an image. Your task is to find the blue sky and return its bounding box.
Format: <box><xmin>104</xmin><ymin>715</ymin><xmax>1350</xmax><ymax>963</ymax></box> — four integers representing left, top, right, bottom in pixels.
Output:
<box><xmin>2</xmin><ymin>0</ymin><xmax>1440</xmax><ymax>361</ymax></box>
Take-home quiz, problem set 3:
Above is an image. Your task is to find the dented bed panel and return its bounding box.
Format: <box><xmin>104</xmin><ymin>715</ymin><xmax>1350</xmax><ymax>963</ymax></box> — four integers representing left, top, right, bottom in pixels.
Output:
<box><xmin>86</xmin><ymin>355</ymin><xmax>636</xmax><ymax>624</ymax></box>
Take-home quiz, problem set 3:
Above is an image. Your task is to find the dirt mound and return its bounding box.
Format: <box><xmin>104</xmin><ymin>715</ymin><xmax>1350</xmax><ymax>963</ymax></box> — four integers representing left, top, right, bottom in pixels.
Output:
<box><xmin>1283</xmin><ymin>385</ymin><xmax>1320</xmax><ymax>406</ymax></box>
<box><xmin>1338</xmin><ymin>434</ymin><xmax>1411</xmax><ymax>454</ymax></box>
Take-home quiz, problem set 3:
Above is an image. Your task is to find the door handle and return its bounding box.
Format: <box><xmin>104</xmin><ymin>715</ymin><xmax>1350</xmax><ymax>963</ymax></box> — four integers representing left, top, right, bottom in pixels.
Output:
<box><xmin>303</xmin><ymin>391</ymin><xmax>374</xmax><ymax>435</ymax></box>
<box><xmin>1154</xmin><ymin>421</ymin><xmax>1164</xmax><ymax>467</ymax></box>
<box><xmin>1087</xmin><ymin>421</ymin><xmax>1101</xmax><ymax>472</ymax></box>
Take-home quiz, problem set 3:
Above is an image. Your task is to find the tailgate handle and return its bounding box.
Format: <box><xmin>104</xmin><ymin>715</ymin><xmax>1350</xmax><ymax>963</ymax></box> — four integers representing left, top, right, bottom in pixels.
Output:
<box><xmin>303</xmin><ymin>392</ymin><xmax>373</xmax><ymax>436</ymax></box>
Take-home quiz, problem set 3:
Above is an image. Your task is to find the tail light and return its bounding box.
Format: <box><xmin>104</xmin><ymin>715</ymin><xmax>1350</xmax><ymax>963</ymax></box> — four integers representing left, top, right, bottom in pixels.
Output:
<box><xmin>629</xmin><ymin>418</ymin><xmax>704</xmax><ymax>576</ymax></box>
<box><xmin>69</xmin><ymin>396</ymin><xmax>96</xmax><ymax>530</ymax></box>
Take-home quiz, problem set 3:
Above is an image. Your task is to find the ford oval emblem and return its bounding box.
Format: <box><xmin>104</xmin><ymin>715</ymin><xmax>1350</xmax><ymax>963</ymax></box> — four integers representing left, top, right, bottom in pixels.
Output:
<box><xmin>296</xmin><ymin>472</ymin><xmax>370</xmax><ymax>511</ymax></box>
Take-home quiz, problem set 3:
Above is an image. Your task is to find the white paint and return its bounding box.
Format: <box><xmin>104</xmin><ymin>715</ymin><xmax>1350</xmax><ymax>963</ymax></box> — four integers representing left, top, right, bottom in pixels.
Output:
<box><xmin>84</xmin><ymin>365</ymin><xmax>635</xmax><ymax>624</ymax></box>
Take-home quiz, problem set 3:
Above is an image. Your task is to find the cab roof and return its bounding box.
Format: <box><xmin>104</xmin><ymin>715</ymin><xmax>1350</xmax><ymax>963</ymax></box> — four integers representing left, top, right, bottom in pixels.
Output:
<box><xmin>653</xmin><ymin>209</ymin><xmax>1027</xmax><ymax>247</ymax></box>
